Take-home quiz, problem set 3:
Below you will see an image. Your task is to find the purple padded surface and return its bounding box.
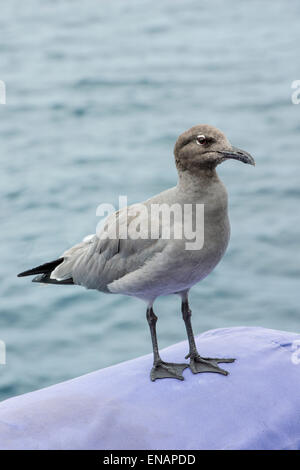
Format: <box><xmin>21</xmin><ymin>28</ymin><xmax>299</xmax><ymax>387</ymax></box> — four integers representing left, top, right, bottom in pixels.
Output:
<box><xmin>0</xmin><ymin>327</ymin><xmax>300</xmax><ymax>450</ymax></box>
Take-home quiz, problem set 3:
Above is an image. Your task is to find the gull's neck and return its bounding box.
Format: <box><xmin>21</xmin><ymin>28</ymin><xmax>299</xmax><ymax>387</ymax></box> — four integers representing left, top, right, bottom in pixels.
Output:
<box><xmin>177</xmin><ymin>168</ymin><xmax>220</xmax><ymax>196</ymax></box>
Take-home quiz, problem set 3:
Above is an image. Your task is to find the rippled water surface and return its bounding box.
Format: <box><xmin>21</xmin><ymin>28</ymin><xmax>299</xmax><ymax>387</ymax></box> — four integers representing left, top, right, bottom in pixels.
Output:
<box><xmin>1</xmin><ymin>0</ymin><xmax>300</xmax><ymax>401</ymax></box>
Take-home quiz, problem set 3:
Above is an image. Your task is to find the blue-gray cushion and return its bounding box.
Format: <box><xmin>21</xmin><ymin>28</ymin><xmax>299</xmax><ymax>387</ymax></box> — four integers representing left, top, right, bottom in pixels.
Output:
<box><xmin>0</xmin><ymin>326</ymin><xmax>299</xmax><ymax>450</ymax></box>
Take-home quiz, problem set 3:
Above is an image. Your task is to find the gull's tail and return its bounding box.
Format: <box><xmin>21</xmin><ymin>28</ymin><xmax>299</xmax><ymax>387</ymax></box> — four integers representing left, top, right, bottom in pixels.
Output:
<box><xmin>17</xmin><ymin>258</ymin><xmax>74</xmax><ymax>285</ymax></box>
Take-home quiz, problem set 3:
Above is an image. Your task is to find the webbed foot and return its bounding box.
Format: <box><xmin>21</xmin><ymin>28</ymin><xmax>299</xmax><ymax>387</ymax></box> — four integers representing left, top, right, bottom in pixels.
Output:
<box><xmin>187</xmin><ymin>354</ymin><xmax>235</xmax><ymax>376</ymax></box>
<box><xmin>150</xmin><ymin>360</ymin><xmax>189</xmax><ymax>381</ymax></box>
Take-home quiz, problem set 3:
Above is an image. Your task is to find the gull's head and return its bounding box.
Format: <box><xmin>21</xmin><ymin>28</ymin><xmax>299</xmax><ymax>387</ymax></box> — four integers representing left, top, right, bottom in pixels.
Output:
<box><xmin>174</xmin><ymin>124</ymin><xmax>255</xmax><ymax>173</ymax></box>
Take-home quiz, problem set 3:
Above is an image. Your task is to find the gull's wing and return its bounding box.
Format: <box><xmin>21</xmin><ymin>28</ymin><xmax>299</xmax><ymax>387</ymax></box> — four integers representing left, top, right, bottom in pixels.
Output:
<box><xmin>51</xmin><ymin>203</ymin><xmax>177</xmax><ymax>294</ymax></box>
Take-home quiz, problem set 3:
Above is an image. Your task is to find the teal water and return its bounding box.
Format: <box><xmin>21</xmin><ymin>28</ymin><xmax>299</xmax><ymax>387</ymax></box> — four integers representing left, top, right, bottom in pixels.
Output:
<box><xmin>0</xmin><ymin>0</ymin><xmax>300</xmax><ymax>401</ymax></box>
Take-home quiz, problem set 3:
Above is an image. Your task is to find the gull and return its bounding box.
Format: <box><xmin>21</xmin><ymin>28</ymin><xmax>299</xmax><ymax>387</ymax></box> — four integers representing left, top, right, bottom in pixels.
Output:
<box><xmin>18</xmin><ymin>125</ymin><xmax>255</xmax><ymax>381</ymax></box>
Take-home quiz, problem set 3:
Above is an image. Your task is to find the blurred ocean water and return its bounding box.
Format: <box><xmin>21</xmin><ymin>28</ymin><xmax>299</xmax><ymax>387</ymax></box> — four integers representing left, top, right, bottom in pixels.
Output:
<box><xmin>0</xmin><ymin>0</ymin><xmax>300</xmax><ymax>401</ymax></box>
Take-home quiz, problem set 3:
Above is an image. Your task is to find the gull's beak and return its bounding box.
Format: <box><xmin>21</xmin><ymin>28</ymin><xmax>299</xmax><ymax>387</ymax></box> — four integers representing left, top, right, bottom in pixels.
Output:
<box><xmin>218</xmin><ymin>147</ymin><xmax>255</xmax><ymax>166</ymax></box>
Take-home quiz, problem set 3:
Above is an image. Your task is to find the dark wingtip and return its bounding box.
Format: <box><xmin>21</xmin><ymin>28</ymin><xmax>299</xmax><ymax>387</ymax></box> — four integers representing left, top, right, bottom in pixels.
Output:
<box><xmin>32</xmin><ymin>273</ymin><xmax>74</xmax><ymax>285</ymax></box>
<box><xmin>17</xmin><ymin>270</ymin><xmax>31</xmax><ymax>277</ymax></box>
<box><xmin>17</xmin><ymin>258</ymin><xmax>64</xmax><ymax>278</ymax></box>
<box><xmin>18</xmin><ymin>258</ymin><xmax>73</xmax><ymax>285</ymax></box>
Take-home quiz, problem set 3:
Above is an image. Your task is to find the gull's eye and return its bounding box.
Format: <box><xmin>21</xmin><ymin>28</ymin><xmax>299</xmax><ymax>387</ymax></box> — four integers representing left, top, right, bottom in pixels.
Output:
<box><xmin>196</xmin><ymin>135</ymin><xmax>207</xmax><ymax>145</ymax></box>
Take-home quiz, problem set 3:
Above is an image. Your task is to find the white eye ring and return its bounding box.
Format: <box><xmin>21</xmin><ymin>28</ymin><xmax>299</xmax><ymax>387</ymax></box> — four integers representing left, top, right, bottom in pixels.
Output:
<box><xmin>196</xmin><ymin>134</ymin><xmax>206</xmax><ymax>145</ymax></box>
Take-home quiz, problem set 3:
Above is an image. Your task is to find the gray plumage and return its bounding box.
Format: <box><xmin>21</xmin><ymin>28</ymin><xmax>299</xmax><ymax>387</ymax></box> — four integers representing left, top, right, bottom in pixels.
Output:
<box><xmin>18</xmin><ymin>124</ymin><xmax>255</xmax><ymax>381</ymax></box>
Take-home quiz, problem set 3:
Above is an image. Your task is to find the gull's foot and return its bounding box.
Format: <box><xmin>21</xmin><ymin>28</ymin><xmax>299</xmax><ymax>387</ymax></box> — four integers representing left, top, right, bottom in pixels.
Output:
<box><xmin>187</xmin><ymin>354</ymin><xmax>235</xmax><ymax>376</ymax></box>
<box><xmin>150</xmin><ymin>360</ymin><xmax>189</xmax><ymax>381</ymax></box>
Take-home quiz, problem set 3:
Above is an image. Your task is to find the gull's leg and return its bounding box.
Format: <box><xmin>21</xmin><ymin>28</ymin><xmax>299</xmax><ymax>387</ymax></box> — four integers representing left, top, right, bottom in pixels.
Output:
<box><xmin>146</xmin><ymin>305</ymin><xmax>188</xmax><ymax>381</ymax></box>
<box><xmin>181</xmin><ymin>294</ymin><xmax>235</xmax><ymax>376</ymax></box>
